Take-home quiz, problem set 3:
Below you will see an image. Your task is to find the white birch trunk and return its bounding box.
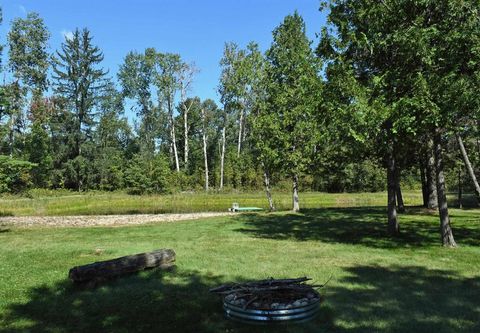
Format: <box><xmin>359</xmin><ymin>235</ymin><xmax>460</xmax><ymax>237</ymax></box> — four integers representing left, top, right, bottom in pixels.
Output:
<box><xmin>220</xmin><ymin>125</ymin><xmax>226</xmax><ymax>189</ymax></box>
<box><xmin>201</xmin><ymin>107</ymin><xmax>209</xmax><ymax>191</ymax></box>
<box><xmin>262</xmin><ymin>164</ymin><xmax>275</xmax><ymax>211</ymax></box>
<box><xmin>183</xmin><ymin>104</ymin><xmax>189</xmax><ymax>170</ymax></box>
<box><xmin>292</xmin><ymin>174</ymin><xmax>300</xmax><ymax>212</ymax></box>
<box><xmin>237</xmin><ymin>108</ymin><xmax>244</xmax><ymax>158</ymax></box>
<box><xmin>179</xmin><ymin>63</ymin><xmax>197</xmax><ymax>171</ymax></box>
<box><xmin>168</xmin><ymin>96</ymin><xmax>180</xmax><ymax>173</ymax></box>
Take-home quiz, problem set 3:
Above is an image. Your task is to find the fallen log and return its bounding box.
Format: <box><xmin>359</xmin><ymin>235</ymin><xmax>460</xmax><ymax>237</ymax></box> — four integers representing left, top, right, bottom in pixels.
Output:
<box><xmin>68</xmin><ymin>249</ymin><xmax>176</xmax><ymax>284</ymax></box>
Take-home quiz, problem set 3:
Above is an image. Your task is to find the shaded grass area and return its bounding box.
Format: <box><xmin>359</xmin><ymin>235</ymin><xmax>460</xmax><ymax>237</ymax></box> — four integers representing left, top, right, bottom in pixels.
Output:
<box><xmin>1</xmin><ymin>208</ymin><xmax>479</xmax><ymax>332</ymax></box>
<box><xmin>236</xmin><ymin>207</ymin><xmax>480</xmax><ymax>248</ymax></box>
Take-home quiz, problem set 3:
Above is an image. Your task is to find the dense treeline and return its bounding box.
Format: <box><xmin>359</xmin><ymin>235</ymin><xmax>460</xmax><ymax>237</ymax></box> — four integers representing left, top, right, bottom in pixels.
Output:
<box><xmin>0</xmin><ymin>2</ymin><xmax>479</xmax><ymax>245</ymax></box>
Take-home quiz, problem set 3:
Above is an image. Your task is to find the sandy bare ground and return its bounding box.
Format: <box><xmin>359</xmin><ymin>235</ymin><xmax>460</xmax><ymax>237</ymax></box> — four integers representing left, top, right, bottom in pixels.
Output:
<box><xmin>0</xmin><ymin>212</ymin><xmax>235</xmax><ymax>228</ymax></box>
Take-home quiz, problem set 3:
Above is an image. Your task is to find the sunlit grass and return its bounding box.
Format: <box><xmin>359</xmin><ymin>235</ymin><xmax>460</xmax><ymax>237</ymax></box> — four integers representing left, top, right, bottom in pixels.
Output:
<box><xmin>0</xmin><ymin>205</ymin><xmax>479</xmax><ymax>332</ymax></box>
<box><xmin>0</xmin><ymin>190</ymin><xmax>429</xmax><ymax>216</ymax></box>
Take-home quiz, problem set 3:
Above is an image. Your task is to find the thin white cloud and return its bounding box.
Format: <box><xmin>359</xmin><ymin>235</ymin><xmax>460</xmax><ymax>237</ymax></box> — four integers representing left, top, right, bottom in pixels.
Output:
<box><xmin>61</xmin><ymin>30</ymin><xmax>74</xmax><ymax>41</ymax></box>
<box><xmin>19</xmin><ymin>5</ymin><xmax>27</xmax><ymax>14</ymax></box>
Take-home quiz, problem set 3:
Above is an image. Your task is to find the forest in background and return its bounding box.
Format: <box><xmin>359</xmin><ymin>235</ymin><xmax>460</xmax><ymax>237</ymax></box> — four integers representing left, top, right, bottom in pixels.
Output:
<box><xmin>0</xmin><ymin>6</ymin><xmax>394</xmax><ymax>197</ymax></box>
<box><xmin>0</xmin><ymin>2</ymin><xmax>479</xmax><ymax>243</ymax></box>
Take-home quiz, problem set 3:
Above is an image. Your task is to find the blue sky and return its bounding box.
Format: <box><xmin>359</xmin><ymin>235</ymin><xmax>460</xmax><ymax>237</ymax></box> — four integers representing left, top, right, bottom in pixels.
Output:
<box><xmin>1</xmin><ymin>1</ymin><xmax>327</xmax><ymax>113</ymax></box>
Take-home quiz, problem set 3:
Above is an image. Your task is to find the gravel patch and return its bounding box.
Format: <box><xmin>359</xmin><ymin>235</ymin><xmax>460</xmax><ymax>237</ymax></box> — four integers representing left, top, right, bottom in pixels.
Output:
<box><xmin>0</xmin><ymin>212</ymin><xmax>235</xmax><ymax>228</ymax></box>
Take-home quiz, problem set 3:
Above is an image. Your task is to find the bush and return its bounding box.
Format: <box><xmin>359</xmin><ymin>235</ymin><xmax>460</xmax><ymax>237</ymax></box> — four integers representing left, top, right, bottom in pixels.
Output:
<box><xmin>0</xmin><ymin>156</ymin><xmax>36</xmax><ymax>193</ymax></box>
<box><xmin>124</xmin><ymin>154</ymin><xmax>171</xmax><ymax>194</ymax></box>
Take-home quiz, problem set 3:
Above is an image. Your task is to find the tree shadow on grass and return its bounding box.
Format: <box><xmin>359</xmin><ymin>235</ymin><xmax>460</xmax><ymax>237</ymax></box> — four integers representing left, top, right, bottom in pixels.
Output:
<box><xmin>234</xmin><ymin>207</ymin><xmax>480</xmax><ymax>248</ymax></box>
<box><xmin>4</xmin><ymin>265</ymin><xmax>477</xmax><ymax>333</ymax></box>
<box><xmin>326</xmin><ymin>265</ymin><xmax>480</xmax><ymax>333</ymax></box>
<box><xmin>0</xmin><ymin>268</ymin><xmax>334</xmax><ymax>333</ymax></box>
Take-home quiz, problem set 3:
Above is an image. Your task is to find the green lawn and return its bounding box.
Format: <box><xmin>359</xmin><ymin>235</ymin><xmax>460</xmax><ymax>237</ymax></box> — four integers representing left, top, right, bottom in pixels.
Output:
<box><xmin>1</xmin><ymin>204</ymin><xmax>479</xmax><ymax>332</ymax></box>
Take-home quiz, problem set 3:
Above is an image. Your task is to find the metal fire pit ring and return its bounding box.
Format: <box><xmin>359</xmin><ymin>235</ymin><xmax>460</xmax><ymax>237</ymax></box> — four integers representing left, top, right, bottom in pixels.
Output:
<box><xmin>223</xmin><ymin>297</ymin><xmax>321</xmax><ymax>323</ymax></box>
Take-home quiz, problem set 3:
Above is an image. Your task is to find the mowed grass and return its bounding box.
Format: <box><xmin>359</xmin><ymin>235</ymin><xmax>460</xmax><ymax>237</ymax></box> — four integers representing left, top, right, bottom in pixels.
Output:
<box><xmin>0</xmin><ymin>190</ymin><xmax>428</xmax><ymax>216</ymax></box>
<box><xmin>0</xmin><ymin>203</ymin><xmax>479</xmax><ymax>332</ymax></box>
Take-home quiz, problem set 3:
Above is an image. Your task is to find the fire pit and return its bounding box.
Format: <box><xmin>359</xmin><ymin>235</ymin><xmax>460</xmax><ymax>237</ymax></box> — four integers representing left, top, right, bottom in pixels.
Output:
<box><xmin>210</xmin><ymin>277</ymin><xmax>323</xmax><ymax>323</ymax></box>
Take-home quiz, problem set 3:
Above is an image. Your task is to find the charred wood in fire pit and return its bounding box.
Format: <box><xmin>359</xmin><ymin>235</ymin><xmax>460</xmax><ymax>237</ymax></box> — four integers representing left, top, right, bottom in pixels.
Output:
<box><xmin>210</xmin><ymin>276</ymin><xmax>325</xmax><ymax>312</ymax></box>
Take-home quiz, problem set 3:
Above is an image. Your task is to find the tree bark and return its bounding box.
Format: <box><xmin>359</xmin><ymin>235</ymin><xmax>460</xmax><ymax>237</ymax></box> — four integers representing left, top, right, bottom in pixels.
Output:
<box><xmin>420</xmin><ymin>161</ymin><xmax>428</xmax><ymax>207</ymax></box>
<box><xmin>458</xmin><ymin>167</ymin><xmax>463</xmax><ymax>209</ymax></box>
<box><xmin>434</xmin><ymin>131</ymin><xmax>456</xmax><ymax>247</ymax></box>
<box><xmin>220</xmin><ymin>125</ymin><xmax>226</xmax><ymax>189</ymax></box>
<box><xmin>456</xmin><ymin>134</ymin><xmax>480</xmax><ymax>204</ymax></box>
<box><xmin>8</xmin><ymin>113</ymin><xmax>15</xmax><ymax>158</ymax></box>
<box><xmin>292</xmin><ymin>174</ymin><xmax>300</xmax><ymax>212</ymax></box>
<box><xmin>237</xmin><ymin>108</ymin><xmax>244</xmax><ymax>158</ymax></box>
<box><xmin>168</xmin><ymin>97</ymin><xmax>180</xmax><ymax>173</ymax></box>
<box><xmin>68</xmin><ymin>249</ymin><xmax>176</xmax><ymax>285</ymax></box>
<box><xmin>262</xmin><ymin>165</ymin><xmax>275</xmax><ymax>211</ymax></box>
<box><xmin>395</xmin><ymin>169</ymin><xmax>405</xmax><ymax>213</ymax></box>
<box><xmin>179</xmin><ymin>64</ymin><xmax>196</xmax><ymax>171</ymax></box>
<box><xmin>426</xmin><ymin>143</ymin><xmax>438</xmax><ymax>209</ymax></box>
<box><xmin>201</xmin><ymin>107</ymin><xmax>209</xmax><ymax>191</ymax></box>
<box><xmin>183</xmin><ymin>103</ymin><xmax>189</xmax><ymax>170</ymax></box>
<box><xmin>387</xmin><ymin>150</ymin><xmax>399</xmax><ymax>235</ymax></box>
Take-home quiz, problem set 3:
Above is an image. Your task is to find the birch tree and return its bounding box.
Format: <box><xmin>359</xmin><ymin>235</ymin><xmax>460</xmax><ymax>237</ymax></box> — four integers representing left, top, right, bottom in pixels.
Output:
<box><xmin>199</xmin><ymin>99</ymin><xmax>218</xmax><ymax>191</ymax></box>
<box><xmin>178</xmin><ymin>62</ymin><xmax>198</xmax><ymax>170</ymax></box>
<box><xmin>7</xmin><ymin>12</ymin><xmax>50</xmax><ymax>157</ymax></box>
<box><xmin>155</xmin><ymin>53</ymin><xmax>182</xmax><ymax>172</ymax></box>
<box><xmin>118</xmin><ymin>48</ymin><xmax>156</xmax><ymax>155</ymax></box>
<box><xmin>218</xmin><ymin>43</ymin><xmax>241</xmax><ymax>188</ymax></box>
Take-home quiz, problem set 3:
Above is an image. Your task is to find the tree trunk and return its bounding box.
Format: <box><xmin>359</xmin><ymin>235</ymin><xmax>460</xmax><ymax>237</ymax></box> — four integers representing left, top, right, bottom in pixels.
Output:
<box><xmin>201</xmin><ymin>108</ymin><xmax>209</xmax><ymax>191</ymax></box>
<box><xmin>458</xmin><ymin>167</ymin><xmax>463</xmax><ymax>209</ymax></box>
<box><xmin>220</xmin><ymin>125</ymin><xmax>226</xmax><ymax>189</ymax></box>
<box><xmin>426</xmin><ymin>143</ymin><xmax>438</xmax><ymax>209</ymax></box>
<box><xmin>395</xmin><ymin>169</ymin><xmax>405</xmax><ymax>213</ymax></box>
<box><xmin>434</xmin><ymin>131</ymin><xmax>456</xmax><ymax>247</ymax></box>
<box><xmin>456</xmin><ymin>134</ymin><xmax>480</xmax><ymax>203</ymax></box>
<box><xmin>387</xmin><ymin>150</ymin><xmax>399</xmax><ymax>235</ymax></box>
<box><xmin>420</xmin><ymin>162</ymin><xmax>428</xmax><ymax>207</ymax></box>
<box><xmin>69</xmin><ymin>249</ymin><xmax>176</xmax><ymax>285</ymax></box>
<box><xmin>237</xmin><ymin>108</ymin><xmax>244</xmax><ymax>158</ymax></box>
<box><xmin>169</xmin><ymin>97</ymin><xmax>180</xmax><ymax>173</ymax></box>
<box><xmin>292</xmin><ymin>174</ymin><xmax>300</xmax><ymax>212</ymax></box>
<box><xmin>477</xmin><ymin>136</ymin><xmax>480</xmax><ymax>157</ymax></box>
<box><xmin>184</xmin><ymin>104</ymin><xmax>189</xmax><ymax>171</ymax></box>
<box><xmin>8</xmin><ymin>112</ymin><xmax>15</xmax><ymax>158</ymax></box>
<box><xmin>77</xmin><ymin>134</ymin><xmax>83</xmax><ymax>192</ymax></box>
<box><xmin>262</xmin><ymin>165</ymin><xmax>275</xmax><ymax>211</ymax></box>
<box><xmin>171</xmin><ymin>122</ymin><xmax>180</xmax><ymax>172</ymax></box>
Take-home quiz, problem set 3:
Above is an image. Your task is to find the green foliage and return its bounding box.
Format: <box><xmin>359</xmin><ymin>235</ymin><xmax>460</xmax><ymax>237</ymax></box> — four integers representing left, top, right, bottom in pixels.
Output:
<box><xmin>124</xmin><ymin>154</ymin><xmax>170</xmax><ymax>194</ymax></box>
<box><xmin>0</xmin><ymin>5</ymin><xmax>478</xmax><ymax>202</ymax></box>
<box><xmin>62</xmin><ymin>155</ymin><xmax>89</xmax><ymax>190</ymax></box>
<box><xmin>52</xmin><ymin>29</ymin><xmax>107</xmax><ymax>150</ymax></box>
<box><xmin>24</xmin><ymin>122</ymin><xmax>52</xmax><ymax>187</ymax></box>
<box><xmin>0</xmin><ymin>156</ymin><xmax>35</xmax><ymax>193</ymax></box>
<box><xmin>313</xmin><ymin>159</ymin><xmax>386</xmax><ymax>193</ymax></box>
<box><xmin>8</xmin><ymin>12</ymin><xmax>50</xmax><ymax>96</ymax></box>
<box><xmin>263</xmin><ymin>12</ymin><xmax>322</xmax><ymax>179</ymax></box>
<box><xmin>118</xmin><ymin>49</ymin><xmax>157</xmax><ymax>154</ymax></box>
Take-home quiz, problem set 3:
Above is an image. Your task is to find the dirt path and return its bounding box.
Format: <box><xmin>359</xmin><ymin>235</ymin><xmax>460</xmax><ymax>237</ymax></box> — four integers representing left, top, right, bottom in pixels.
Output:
<box><xmin>0</xmin><ymin>212</ymin><xmax>235</xmax><ymax>228</ymax></box>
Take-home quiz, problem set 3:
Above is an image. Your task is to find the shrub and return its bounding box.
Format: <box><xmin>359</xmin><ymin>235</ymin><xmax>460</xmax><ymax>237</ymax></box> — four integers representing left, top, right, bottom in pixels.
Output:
<box><xmin>0</xmin><ymin>156</ymin><xmax>36</xmax><ymax>193</ymax></box>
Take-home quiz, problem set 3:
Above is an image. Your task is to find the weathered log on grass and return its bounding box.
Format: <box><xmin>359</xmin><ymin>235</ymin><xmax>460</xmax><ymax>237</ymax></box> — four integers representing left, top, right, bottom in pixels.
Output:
<box><xmin>69</xmin><ymin>249</ymin><xmax>176</xmax><ymax>284</ymax></box>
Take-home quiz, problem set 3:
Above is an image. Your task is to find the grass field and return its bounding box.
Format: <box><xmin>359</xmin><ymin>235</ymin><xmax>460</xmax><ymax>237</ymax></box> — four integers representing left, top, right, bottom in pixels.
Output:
<box><xmin>1</xmin><ymin>195</ymin><xmax>479</xmax><ymax>332</ymax></box>
<box><xmin>0</xmin><ymin>190</ymin><xmax>434</xmax><ymax>216</ymax></box>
